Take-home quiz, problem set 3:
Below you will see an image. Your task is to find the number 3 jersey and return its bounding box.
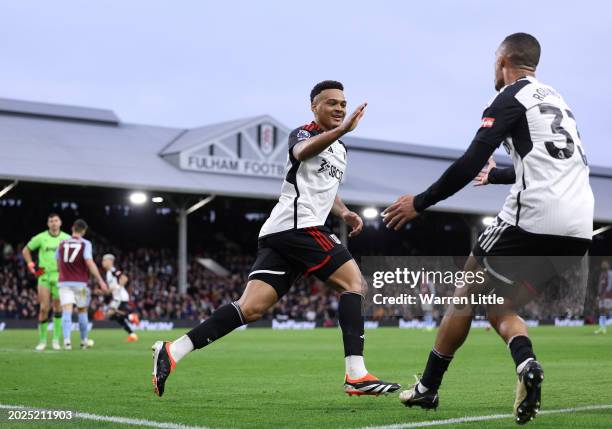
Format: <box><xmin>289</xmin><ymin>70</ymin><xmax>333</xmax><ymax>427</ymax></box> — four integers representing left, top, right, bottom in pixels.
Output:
<box><xmin>259</xmin><ymin>121</ymin><xmax>347</xmax><ymax>238</ymax></box>
<box><xmin>57</xmin><ymin>237</ymin><xmax>93</xmax><ymax>284</ymax></box>
<box><xmin>484</xmin><ymin>76</ymin><xmax>593</xmax><ymax>240</ymax></box>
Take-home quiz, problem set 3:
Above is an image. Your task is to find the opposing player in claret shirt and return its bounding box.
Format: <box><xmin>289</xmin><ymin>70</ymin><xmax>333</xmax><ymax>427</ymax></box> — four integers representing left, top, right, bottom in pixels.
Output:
<box><xmin>383</xmin><ymin>33</ymin><xmax>593</xmax><ymax>424</ymax></box>
<box><xmin>152</xmin><ymin>80</ymin><xmax>401</xmax><ymax>398</ymax></box>
<box><xmin>57</xmin><ymin>219</ymin><xmax>108</xmax><ymax>350</ymax></box>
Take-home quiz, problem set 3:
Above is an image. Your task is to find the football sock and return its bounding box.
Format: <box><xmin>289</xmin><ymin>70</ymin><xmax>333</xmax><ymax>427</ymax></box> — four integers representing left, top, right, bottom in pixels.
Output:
<box><xmin>111</xmin><ymin>313</ymin><xmax>133</xmax><ymax>334</ymax></box>
<box><xmin>508</xmin><ymin>335</ymin><xmax>536</xmax><ymax>373</ymax></box>
<box><xmin>78</xmin><ymin>312</ymin><xmax>89</xmax><ymax>342</ymax></box>
<box><xmin>345</xmin><ymin>355</ymin><xmax>368</xmax><ymax>379</ymax></box>
<box><xmin>600</xmin><ymin>315</ymin><xmax>607</xmax><ymax>328</ymax></box>
<box><xmin>186</xmin><ymin>302</ymin><xmax>245</xmax><ymax>350</ymax></box>
<box><xmin>420</xmin><ymin>348</ymin><xmax>453</xmax><ymax>391</ymax></box>
<box><xmin>52</xmin><ymin>314</ymin><xmax>62</xmax><ymax>342</ymax></box>
<box><xmin>38</xmin><ymin>321</ymin><xmax>48</xmax><ymax>344</ymax></box>
<box><xmin>62</xmin><ymin>311</ymin><xmax>72</xmax><ymax>343</ymax></box>
<box><xmin>169</xmin><ymin>335</ymin><xmax>194</xmax><ymax>363</ymax></box>
<box><xmin>416</xmin><ymin>382</ymin><xmax>429</xmax><ymax>394</ymax></box>
<box><xmin>338</xmin><ymin>292</ymin><xmax>365</xmax><ymax>357</ymax></box>
<box><xmin>122</xmin><ymin>316</ymin><xmax>134</xmax><ymax>334</ymax></box>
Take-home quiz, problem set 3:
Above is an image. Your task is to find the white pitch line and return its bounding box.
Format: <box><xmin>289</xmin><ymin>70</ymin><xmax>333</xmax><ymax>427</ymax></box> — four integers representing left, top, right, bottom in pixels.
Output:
<box><xmin>0</xmin><ymin>404</ymin><xmax>212</xmax><ymax>429</ymax></box>
<box><xmin>359</xmin><ymin>404</ymin><xmax>612</xmax><ymax>429</ymax></box>
<box><xmin>2</xmin><ymin>403</ymin><xmax>611</xmax><ymax>429</ymax></box>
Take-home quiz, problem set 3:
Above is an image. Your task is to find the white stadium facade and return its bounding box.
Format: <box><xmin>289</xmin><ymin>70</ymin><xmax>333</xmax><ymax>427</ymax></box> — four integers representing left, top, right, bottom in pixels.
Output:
<box><xmin>1</xmin><ymin>97</ymin><xmax>611</xmax><ymax>292</ymax></box>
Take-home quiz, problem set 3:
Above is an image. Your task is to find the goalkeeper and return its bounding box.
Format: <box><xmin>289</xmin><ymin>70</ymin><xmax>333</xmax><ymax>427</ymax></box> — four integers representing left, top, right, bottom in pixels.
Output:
<box><xmin>22</xmin><ymin>213</ymin><xmax>70</xmax><ymax>351</ymax></box>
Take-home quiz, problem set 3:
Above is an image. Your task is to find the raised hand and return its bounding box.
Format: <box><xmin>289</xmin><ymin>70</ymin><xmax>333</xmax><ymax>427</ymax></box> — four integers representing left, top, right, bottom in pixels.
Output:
<box><xmin>343</xmin><ymin>211</ymin><xmax>364</xmax><ymax>237</ymax></box>
<box><xmin>382</xmin><ymin>194</ymin><xmax>418</xmax><ymax>231</ymax></box>
<box><xmin>340</xmin><ymin>102</ymin><xmax>367</xmax><ymax>134</ymax></box>
<box><xmin>473</xmin><ymin>156</ymin><xmax>496</xmax><ymax>186</ymax></box>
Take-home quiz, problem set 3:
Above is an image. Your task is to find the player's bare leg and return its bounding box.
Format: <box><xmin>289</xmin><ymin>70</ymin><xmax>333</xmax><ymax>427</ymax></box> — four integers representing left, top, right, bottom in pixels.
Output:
<box><xmin>400</xmin><ymin>255</ymin><xmax>491</xmax><ymax>409</ymax></box>
<box><xmin>51</xmin><ymin>296</ymin><xmax>62</xmax><ymax>350</ymax></box>
<box><xmin>61</xmin><ymin>303</ymin><xmax>74</xmax><ymax>350</ymax></box>
<box><xmin>35</xmin><ymin>284</ymin><xmax>51</xmax><ymax>351</ymax></box>
<box><xmin>152</xmin><ymin>280</ymin><xmax>277</xmax><ymax>397</ymax></box>
<box><xmin>488</xmin><ymin>291</ymin><xmax>542</xmax><ymax>425</ymax></box>
<box><xmin>326</xmin><ymin>259</ymin><xmax>400</xmax><ymax>396</ymax></box>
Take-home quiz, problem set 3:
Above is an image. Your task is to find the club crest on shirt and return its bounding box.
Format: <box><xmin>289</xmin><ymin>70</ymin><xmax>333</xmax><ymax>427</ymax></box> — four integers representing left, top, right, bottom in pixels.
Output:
<box><xmin>297</xmin><ymin>129</ymin><xmax>311</xmax><ymax>141</ymax></box>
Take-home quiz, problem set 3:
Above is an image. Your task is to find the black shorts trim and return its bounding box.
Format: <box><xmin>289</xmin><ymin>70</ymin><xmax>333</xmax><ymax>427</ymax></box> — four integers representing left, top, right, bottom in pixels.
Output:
<box><xmin>249</xmin><ymin>225</ymin><xmax>354</xmax><ymax>297</ymax></box>
<box><xmin>473</xmin><ymin>217</ymin><xmax>591</xmax><ymax>288</ymax></box>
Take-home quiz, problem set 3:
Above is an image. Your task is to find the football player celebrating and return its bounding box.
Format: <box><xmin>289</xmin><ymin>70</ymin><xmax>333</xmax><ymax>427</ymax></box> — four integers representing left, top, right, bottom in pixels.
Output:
<box><xmin>152</xmin><ymin>80</ymin><xmax>400</xmax><ymax>398</ymax></box>
<box><xmin>102</xmin><ymin>254</ymin><xmax>139</xmax><ymax>342</ymax></box>
<box><xmin>383</xmin><ymin>33</ymin><xmax>593</xmax><ymax>424</ymax></box>
<box><xmin>22</xmin><ymin>213</ymin><xmax>70</xmax><ymax>351</ymax></box>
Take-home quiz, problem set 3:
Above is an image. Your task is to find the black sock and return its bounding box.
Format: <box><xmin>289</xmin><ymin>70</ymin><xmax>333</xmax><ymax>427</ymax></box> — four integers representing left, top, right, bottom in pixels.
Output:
<box><xmin>120</xmin><ymin>315</ymin><xmax>133</xmax><ymax>334</ymax></box>
<box><xmin>508</xmin><ymin>335</ymin><xmax>536</xmax><ymax>369</ymax></box>
<box><xmin>421</xmin><ymin>349</ymin><xmax>453</xmax><ymax>392</ymax></box>
<box><xmin>111</xmin><ymin>313</ymin><xmax>133</xmax><ymax>334</ymax></box>
<box><xmin>338</xmin><ymin>292</ymin><xmax>364</xmax><ymax>356</ymax></box>
<box><xmin>186</xmin><ymin>303</ymin><xmax>245</xmax><ymax>350</ymax></box>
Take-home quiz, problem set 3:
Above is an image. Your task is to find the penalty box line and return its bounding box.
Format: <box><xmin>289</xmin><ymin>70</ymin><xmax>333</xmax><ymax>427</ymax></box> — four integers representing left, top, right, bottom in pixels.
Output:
<box><xmin>0</xmin><ymin>403</ymin><xmax>211</xmax><ymax>429</ymax></box>
<box><xmin>360</xmin><ymin>404</ymin><xmax>612</xmax><ymax>429</ymax></box>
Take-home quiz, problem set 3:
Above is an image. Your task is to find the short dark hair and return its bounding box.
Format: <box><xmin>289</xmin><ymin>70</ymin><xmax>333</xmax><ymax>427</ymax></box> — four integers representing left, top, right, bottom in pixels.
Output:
<box><xmin>47</xmin><ymin>213</ymin><xmax>60</xmax><ymax>219</ymax></box>
<box><xmin>310</xmin><ymin>80</ymin><xmax>344</xmax><ymax>102</ymax></box>
<box><xmin>501</xmin><ymin>33</ymin><xmax>541</xmax><ymax>70</ymax></box>
<box><xmin>73</xmin><ymin>219</ymin><xmax>88</xmax><ymax>233</ymax></box>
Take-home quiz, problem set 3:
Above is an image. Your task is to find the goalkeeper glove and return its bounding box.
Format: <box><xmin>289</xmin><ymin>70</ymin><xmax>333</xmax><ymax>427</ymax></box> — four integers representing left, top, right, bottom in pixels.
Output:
<box><xmin>27</xmin><ymin>262</ymin><xmax>45</xmax><ymax>277</ymax></box>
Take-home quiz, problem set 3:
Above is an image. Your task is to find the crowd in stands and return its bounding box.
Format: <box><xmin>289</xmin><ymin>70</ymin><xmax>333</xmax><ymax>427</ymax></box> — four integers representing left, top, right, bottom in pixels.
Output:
<box><xmin>0</xmin><ymin>238</ymin><xmax>602</xmax><ymax>323</ymax></box>
<box><xmin>0</xmin><ymin>238</ymin><xmax>340</xmax><ymax>322</ymax></box>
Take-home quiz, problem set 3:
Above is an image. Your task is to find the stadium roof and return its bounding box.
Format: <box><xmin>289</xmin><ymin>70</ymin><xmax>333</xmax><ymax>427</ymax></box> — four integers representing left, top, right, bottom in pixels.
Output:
<box><xmin>1</xmin><ymin>97</ymin><xmax>611</xmax><ymax>221</ymax></box>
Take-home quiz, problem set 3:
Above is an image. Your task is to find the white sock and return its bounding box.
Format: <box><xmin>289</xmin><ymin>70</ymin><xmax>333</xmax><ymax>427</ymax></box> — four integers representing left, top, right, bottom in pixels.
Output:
<box><xmin>345</xmin><ymin>355</ymin><xmax>368</xmax><ymax>379</ymax></box>
<box><xmin>169</xmin><ymin>335</ymin><xmax>194</xmax><ymax>364</ymax></box>
<box><xmin>416</xmin><ymin>382</ymin><xmax>429</xmax><ymax>394</ymax></box>
<box><xmin>516</xmin><ymin>357</ymin><xmax>534</xmax><ymax>374</ymax></box>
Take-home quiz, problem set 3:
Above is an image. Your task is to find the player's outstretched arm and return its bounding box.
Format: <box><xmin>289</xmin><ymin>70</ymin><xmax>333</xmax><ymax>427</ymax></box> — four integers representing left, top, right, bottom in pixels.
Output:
<box><xmin>382</xmin><ymin>89</ymin><xmax>525</xmax><ymax>230</ymax></box>
<box><xmin>382</xmin><ymin>141</ymin><xmax>495</xmax><ymax>230</ymax></box>
<box><xmin>292</xmin><ymin>103</ymin><xmax>367</xmax><ymax>161</ymax></box>
<box><xmin>86</xmin><ymin>259</ymin><xmax>108</xmax><ymax>292</ymax></box>
<box><xmin>332</xmin><ymin>194</ymin><xmax>363</xmax><ymax>237</ymax></box>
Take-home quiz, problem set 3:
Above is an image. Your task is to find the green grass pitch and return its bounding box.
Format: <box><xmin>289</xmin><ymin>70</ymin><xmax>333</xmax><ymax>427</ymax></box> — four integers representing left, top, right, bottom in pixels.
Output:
<box><xmin>0</xmin><ymin>326</ymin><xmax>611</xmax><ymax>428</ymax></box>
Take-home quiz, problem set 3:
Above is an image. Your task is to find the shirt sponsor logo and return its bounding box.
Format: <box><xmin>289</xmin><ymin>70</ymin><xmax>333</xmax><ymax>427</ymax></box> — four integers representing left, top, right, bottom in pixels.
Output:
<box><xmin>317</xmin><ymin>159</ymin><xmax>344</xmax><ymax>181</ymax></box>
<box><xmin>481</xmin><ymin>117</ymin><xmax>495</xmax><ymax>128</ymax></box>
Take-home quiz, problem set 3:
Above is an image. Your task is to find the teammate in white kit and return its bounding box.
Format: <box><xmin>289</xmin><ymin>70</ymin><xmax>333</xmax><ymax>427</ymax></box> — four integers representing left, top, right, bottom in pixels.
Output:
<box><xmin>102</xmin><ymin>254</ymin><xmax>139</xmax><ymax>342</ymax></box>
<box><xmin>151</xmin><ymin>81</ymin><xmax>400</xmax><ymax>399</ymax></box>
<box><xmin>383</xmin><ymin>33</ymin><xmax>593</xmax><ymax>424</ymax></box>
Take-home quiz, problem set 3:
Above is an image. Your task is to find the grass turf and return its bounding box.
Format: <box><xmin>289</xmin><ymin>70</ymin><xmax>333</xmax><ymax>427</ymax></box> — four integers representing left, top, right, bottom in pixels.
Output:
<box><xmin>0</xmin><ymin>326</ymin><xmax>611</xmax><ymax>428</ymax></box>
